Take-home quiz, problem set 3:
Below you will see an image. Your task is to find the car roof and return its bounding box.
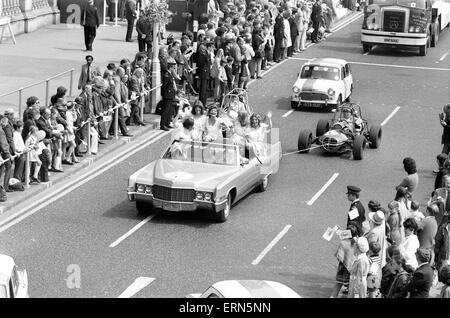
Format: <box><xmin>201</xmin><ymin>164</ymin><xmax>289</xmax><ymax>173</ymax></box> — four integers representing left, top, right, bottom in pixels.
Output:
<box><xmin>211</xmin><ymin>280</ymin><xmax>301</xmax><ymax>298</ymax></box>
<box><xmin>0</xmin><ymin>254</ymin><xmax>14</xmax><ymax>284</ymax></box>
<box><xmin>304</xmin><ymin>58</ymin><xmax>348</xmax><ymax>68</ymax></box>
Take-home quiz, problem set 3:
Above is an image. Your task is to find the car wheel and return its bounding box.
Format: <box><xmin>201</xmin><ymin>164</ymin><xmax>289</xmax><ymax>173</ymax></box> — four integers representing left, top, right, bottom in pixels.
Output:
<box><xmin>298</xmin><ymin>129</ymin><xmax>313</xmax><ymax>153</ymax></box>
<box><xmin>215</xmin><ymin>193</ymin><xmax>231</xmax><ymax>223</ymax></box>
<box><xmin>362</xmin><ymin>43</ymin><xmax>371</xmax><ymax>54</ymax></box>
<box><xmin>368</xmin><ymin>124</ymin><xmax>382</xmax><ymax>149</ymax></box>
<box><xmin>431</xmin><ymin>21</ymin><xmax>439</xmax><ymax>47</ymax></box>
<box><xmin>136</xmin><ymin>201</ymin><xmax>153</xmax><ymax>215</ymax></box>
<box><xmin>316</xmin><ymin>119</ymin><xmax>330</xmax><ymax>137</ymax></box>
<box><xmin>256</xmin><ymin>175</ymin><xmax>269</xmax><ymax>192</ymax></box>
<box><xmin>291</xmin><ymin>101</ymin><xmax>299</xmax><ymax>109</ymax></box>
<box><xmin>352</xmin><ymin>135</ymin><xmax>366</xmax><ymax>160</ymax></box>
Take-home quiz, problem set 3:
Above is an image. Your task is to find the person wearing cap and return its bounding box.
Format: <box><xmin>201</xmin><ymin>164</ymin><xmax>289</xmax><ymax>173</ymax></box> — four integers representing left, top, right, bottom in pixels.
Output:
<box><xmin>367</xmin><ymin>210</ymin><xmax>387</xmax><ymax>267</ymax></box>
<box><xmin>346</xmin><ymin>185</ymin><xmax>366</xmax><ymax>235</ymax></box>
<box><xmin>78</xmin><ymin>55</ymin><xmax>101</xmax><ymax>91</ymax></box>
<box><xmin>406</xmin><ymin>247</ymin><xmax>434</xmax><ymax>297</ymax></box>
<box><xmin>348</xmin><ymin>236</ymin><xmax>370</xmax><ymax>298</ymax></box>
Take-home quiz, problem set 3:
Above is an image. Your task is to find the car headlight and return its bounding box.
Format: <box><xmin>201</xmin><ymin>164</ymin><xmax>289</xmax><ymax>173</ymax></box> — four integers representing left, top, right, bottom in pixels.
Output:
<box><xmin>415</xmin><ymin>26</ymin><xmax>420</xmax><ymax>33</ymax></box>
<box><xmin>196</xmin><ymin>192</ymin><xmax>204</xmax><ymax>200</ymax></box>
<box><xmin>409</xmin><ymin>26</ymin><xmax>414</xmax><ymax>32</ymax></box>
<box><xmin>204</xmin><ymin>193</ymin><xmax>212</xmax><ymax>201</ymax></box>
<box><xmin>145</xmin><ymin>185</ymin><xmax>152</xmax><ymax>194</ymax></box>
<box><xmin>327</xmin><ymin>88</ymin><xmax>335</xmax><ymax>96</ymax></box>
<box><xmin>368</xmin><ymin>23</ymin><xmax>374</xmax><ymax>30</ymax></box>
<box><xmin>293</xmin><ymin>86</ymin><xmax>300</xmax><ymax>94</ymax></box>
<box><xmin>136</xmin><ymin>184</ymin><xmax>145</xmax><ymax>193</ymax></box>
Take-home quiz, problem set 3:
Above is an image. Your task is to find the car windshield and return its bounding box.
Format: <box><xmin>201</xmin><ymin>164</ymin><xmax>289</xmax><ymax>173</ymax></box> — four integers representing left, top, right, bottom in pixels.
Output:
<box><xmin>369</xmin><ymin>0</ymin><xmax>426</xmax><ymax>8</ymax></box>
<box><xmin>300</xmin><ymin>65</ymin><xmax>340</xmax><ymax>81</ymax></box>
<box><xmin>163</xmin><ymin>140</ymin><xmax>239</xmax><ymax>166</ymax></box>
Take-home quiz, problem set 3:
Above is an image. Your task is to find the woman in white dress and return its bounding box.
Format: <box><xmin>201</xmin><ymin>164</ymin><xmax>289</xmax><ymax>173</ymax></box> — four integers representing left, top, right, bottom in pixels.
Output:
<box><xmin>245</xmin><ymin>111</ymin><xmax>272</xmax><ymax>156</ymax></box>
<box><xmin>173</xmin><ymin>117</ymin><xmax>195</xmax><ymax>141</ymax></box>
<box><xmin>399</xmin><ymin>218</ymin><xmax>420</xmax><ymax>271</ymax></box>
<box><xmin>191</xmin><ymin>101</ymin><xmax>206</xmax><ymax>141</ymax></box>
<box><xmin>203</xmin><ymin>106</ymin><xmax>225</xmax><ymax>142</ymax></box>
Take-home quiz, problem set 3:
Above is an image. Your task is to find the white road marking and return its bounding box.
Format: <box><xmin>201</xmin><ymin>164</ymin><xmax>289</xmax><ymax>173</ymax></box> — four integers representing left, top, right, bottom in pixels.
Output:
<box><xmin>307</xmin><ymin>173</ymin><xmax>339</xmax><ymax>206</ymax></box>
<box><xmin>363</xmin><ymin>52</ymin><xmax>369</xmax><ymax>56</ymax></box>
<box><xmin>282</xmin><ymin>110</ymin><xmax>294</xmax><ymax>118</ymax></box>
<box><xmin>118</xmin><ymin>277</ymin><xmax>155</xmax><ymax>298</ymax></box>
<box><xmin>440</xmin><ymin>52</ymin><xmax>449</xmax><ymax>61</ymax></box>
<box><xmin>251</xmin><ymin>225</ymin><xmax>292</xmax><ymax>265</ymax></box>
<box><xmin>289</xmin><ymin>57</ymin><xmax>450</xmax><ymax>72</ymax></box>
<box><xmin>381</xmin><ymin>106</ymin><xmax>401</xmax><ymax>126</ymax></box>
<box><xmin>109</xmin><ymin>216</ymin><xmax>155</xmax><ymax>248</ymax></box>
<box><xmin>0</xmin><ymin>130</ymin><xmax>168</xmax><ymax>233</ymax></box>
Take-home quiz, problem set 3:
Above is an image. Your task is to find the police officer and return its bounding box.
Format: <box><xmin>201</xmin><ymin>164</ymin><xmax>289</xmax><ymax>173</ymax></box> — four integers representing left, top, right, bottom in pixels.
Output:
<box><xmin>346</xmin><ymin>185</ymin><xmax>366</xmax><ymax>235</ymax></box>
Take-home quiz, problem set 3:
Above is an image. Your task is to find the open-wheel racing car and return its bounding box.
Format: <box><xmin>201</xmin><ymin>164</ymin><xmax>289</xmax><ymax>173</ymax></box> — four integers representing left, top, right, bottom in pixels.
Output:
<box><xmin>297</xmin><ymin>102</ymin><xmax>382</xmax><ymax>160</ymax></box>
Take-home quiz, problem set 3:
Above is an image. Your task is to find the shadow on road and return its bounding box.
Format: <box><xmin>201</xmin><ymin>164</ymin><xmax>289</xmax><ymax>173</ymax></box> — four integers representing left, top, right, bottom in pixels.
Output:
<box><xmin>277</xmin><ymin>271</ymin><xmax>334</xmax><ymax>298</ymax></box>
<box><xmin>102</xmin><ymin>199</ymin><xmax>143</xmax><ymax>221</ymax></box>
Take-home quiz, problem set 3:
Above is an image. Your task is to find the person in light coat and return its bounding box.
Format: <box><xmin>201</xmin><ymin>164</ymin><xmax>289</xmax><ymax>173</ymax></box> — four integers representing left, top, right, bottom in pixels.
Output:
<box><xmin>282</xmin><ymin>10</ymin><xmax>292</xmax><ymax>60</ymax></box>
<box><xmin>367</xmin><ymin>210</ymin><xmax>388</xmax><ymax>267</ymax></box>
<box><xmin>348</xmin><ymin>237</ymin><xmax>371</xmax><ymax>298</ymax></box>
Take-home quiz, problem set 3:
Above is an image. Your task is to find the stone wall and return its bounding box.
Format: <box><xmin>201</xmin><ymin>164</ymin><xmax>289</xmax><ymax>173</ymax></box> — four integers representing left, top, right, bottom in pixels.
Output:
<box><xmin>0</xmin><ymin>0</ymin><xmax>59</xmax><ymax>36</ymax></box>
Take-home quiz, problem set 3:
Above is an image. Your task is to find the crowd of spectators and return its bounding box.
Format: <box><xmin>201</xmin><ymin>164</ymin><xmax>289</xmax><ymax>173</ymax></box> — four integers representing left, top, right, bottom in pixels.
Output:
<box><xmin>330</xmin><ymin>153</ymin><xmax>450</xmax><ymax>298</ymax></box>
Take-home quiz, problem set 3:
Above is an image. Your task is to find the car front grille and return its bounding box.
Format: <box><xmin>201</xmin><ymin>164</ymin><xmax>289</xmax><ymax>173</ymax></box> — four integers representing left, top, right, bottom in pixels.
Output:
<box><xmin>152</xmin><ymin>185</ymin><xmax>195</xmax><ymax>202</ymax></box>
<box><xmin>300</xmin><ymin>92</ymin><xmax>329</xmax><ymax>101</ymax></box>
<box><xmin>383</xmin><ymin>11</ymin><xmax>405</xmax><ymax>32</ymax></box>
<box><xmin>322</xmin><ymin>137</ymin><xmax>340</xmax><ymax>150</ymax></box>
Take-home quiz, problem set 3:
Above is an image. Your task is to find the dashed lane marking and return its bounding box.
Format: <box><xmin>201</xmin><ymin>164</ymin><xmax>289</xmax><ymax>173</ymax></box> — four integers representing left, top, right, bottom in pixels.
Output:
<box><xmin>306</xmin><ymin>173</ymin><xmax>339</xmax><ymax>206</ymax></box>
<box><xmin>439</xmin><ymin>52</ymin><xmax>449</xmax><ymax>62</ymax></box>
<box><xmin>282</xmin><ymin>110</ymin><xmax>294</xmax><ymax>118</ymax></box>
<box><xmin>118</xmin><ymin>277</ymin><xmax>155</xmax><ymax>298</ymax></box>
<box><xmin>252</xmin><ymin>225</ymin><xmax>292</xmax><ymax>265</ymax></box>
<box><xmin>381</xmin><ymin>106</ymin><xmax>401</xmax><ymax>126</ymax></box>
<box><xmin>109</xmin><ymin>215</ymin><xmax>155</xmax><ymax>248</ymax></box>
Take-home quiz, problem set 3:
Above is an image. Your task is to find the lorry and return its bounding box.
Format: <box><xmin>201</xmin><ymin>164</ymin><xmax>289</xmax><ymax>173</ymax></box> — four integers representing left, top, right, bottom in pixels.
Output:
<box><xmin>361</xmin><ymin>0</ymin><xmax>450</xmax><ymax>55</ymax></box>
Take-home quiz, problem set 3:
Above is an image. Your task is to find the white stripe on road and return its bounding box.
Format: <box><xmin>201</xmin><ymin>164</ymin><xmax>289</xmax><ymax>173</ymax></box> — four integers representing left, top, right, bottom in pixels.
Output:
<box><xmin>252</xmin><ymin>225</ymin><xmax>292</xmax><ymax>265</ymax></box>
<box><xmin>439</xmin><ymin>52</ymin><xmax>449</xmax><ymax>62</ymax></box>
<box><xmin>118</xmin><ymin>277</ymin><xmax>155</xmax><ymax>298</ymax></box>
<box><xmin>0</xmin><ymin>130</ymin><xmax>168</xmax><ymax>233</ymax></box>
<box><xmin>109</xmin><ymin>216</ymin><xmax>155</xmax><ymax>248</ymax></box>
<box><xmin>363</xmin><ymin>52</ymin><xmax>369</xmax><ymax>56</ymax></box>
<box><xmin>306</xmin><ymin>173</ymin><xmax>339</xmax><ymax>206</ymax></box>
<box><xmin>289</xmin><ymin>57</ymin><xmax>450</xmax><ymax>72</ymax></box>
<box><xmin>282</xmin><ymin>110</ymin><xmax>294</xmax><ymax>118</ymax></box>
<box><xmin>381</xmin><ymin>106</ymin><xmax>401</xmax><ymax>126</ymax></box>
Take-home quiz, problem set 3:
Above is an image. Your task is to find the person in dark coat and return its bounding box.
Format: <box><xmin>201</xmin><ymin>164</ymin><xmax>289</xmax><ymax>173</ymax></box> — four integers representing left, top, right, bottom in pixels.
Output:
<box><xmin>80</xmin><ymin>0</ymin><xmax>100</xmax><ymax>51</ymax></box>
<box><xmin>407</xmin><ymin>248</ymin><xmax>434</xmax><ymax>298</ymax></box>
<box><xmin>136</xmin><ymin>14</ymin><xmax>153</xmax><ymax>57</ymax></box>
<box><xmin>0</xmin><ymin>127</ymin><xmax>11</xmax><ymax>201</ymax></box>
<box><xmin>195</xmin><ymin>42</ymin><xmax>212</xmax><ymax>107</ymax></box>
<box><xmin>434</xmin><ymin>153</ymin><xmax>449</xmax><ymax>187</ymax></box>
<box><xmin>287</xmin><ymin>9</ymin><xmax>299</xmax><ymax>57</ymax></box>
<box><xmin>440</xmin><ymin>104</ymin><xmax>450</xmax><ymax>155</ymax></box>
<box><xmin>311</xmin><ymin>0</ymin><xmax>323</xmax><ymax>43</ymax></box>
<box><xmin>125</xmin><ymin>0</ymin><xmax>137</xmax><ymax>42</ymax></box>
<box><xmin>160</xmin><ymin>61</ymin><xmax>177</xmax><ymax>131</ymax></box>
<box><xmin>273</xmin><ymin>9</ymin><xmax>285</xmax><ymax>63</ymax></box>
<box><xmin>346</xmin><ymin>185</ymin><xmax>366</xmax><ymax>236</ymax></box>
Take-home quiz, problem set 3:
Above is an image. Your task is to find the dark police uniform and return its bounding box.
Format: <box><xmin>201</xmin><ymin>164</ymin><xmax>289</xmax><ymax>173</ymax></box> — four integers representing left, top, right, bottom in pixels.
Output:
<box><xmin>346</xmin><ymin>185</ymin><xmax>366</xmax><ymax>235</ymax></box>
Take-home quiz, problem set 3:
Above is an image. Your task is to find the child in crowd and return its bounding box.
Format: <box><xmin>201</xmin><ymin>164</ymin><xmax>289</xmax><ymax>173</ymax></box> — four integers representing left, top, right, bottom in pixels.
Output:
<box><xmin>25</xmin><ymin>126</ymin><xmax>45</xmax><ymax>185</ymax></box>
<box><xmin>367</xmin><ymin>241</ymin><xmax>382</xmax><ymax>298</ymax></box>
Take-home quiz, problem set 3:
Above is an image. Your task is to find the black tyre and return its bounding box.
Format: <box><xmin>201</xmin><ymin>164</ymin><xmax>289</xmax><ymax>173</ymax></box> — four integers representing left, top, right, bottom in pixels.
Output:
<box><xmin>352</xmin><ymin>135</ymin><xmax>366</xmax><ymax>160</ymax></box>
<box><xmin>431</xmin><ymin>21</ymin><xmax>439</xmax><ymax>47</ymax></box>
<box><xmin>362</xmin><ymin>43</ymin><xmax>371</xmax><ymax>53</ymax></box>
<box><xmin>368</xmin><ymin>124</ymin><xmax>382</xmax><ymax>149</ymax></box>
<box><xmin>419</xmin><ymin>44</ymin><xmax>427</xmax><ymax>56</ymax></box>
<box><xmin>256</xmin><ymin>175</ymin><xmax>269</xmax><ymax>192</ymax></box>
<box><xmin>136</xmin><ymin>201</ymin><xmax>153</xmax><ymax>215</ymax></box>
<box><xmin>298</xmin><ymin>129</ymin><xmax>313</xmax><ymax>153</ymax></box>
<box><xmin>316</xmin><ymin>119</ymin><xmax>330</xmax><ymax>137</ymax></box>
<box><xmin>291</xmin><ymin>101</ymin><xmax>299</xmax><ymax>109</ymax></box>
<box><xmin>215</xmin><ymin>193</ymin><xmax>231</xmax><ymax>223</ymax></box>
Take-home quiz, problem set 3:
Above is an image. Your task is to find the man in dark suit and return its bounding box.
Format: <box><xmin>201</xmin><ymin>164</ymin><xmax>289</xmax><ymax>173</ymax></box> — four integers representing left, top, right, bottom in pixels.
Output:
<box><xmin>125</xmin><ymin>0</ymin><xmax>137</xmax><ymax>42</ymax></box>
<box><xmin>1</xmin><ymin>110</ymin><xmax>16</xmax><ymax>192</ymax></box>
<box><xmin>128</xmin><ymin>68</ymin><xmax>146</xmax><ymax>127</ymax></box>
<box><xmin>136</xmin><ymin>14</ymin><xmax>153</xmax><ymax>57</ymax></box>
<box><xmin>407</xmin><ymin>248</ymin><xmax>434</xmax><ymax>298</ymax></box>
<box><xmin>160</xmin><ymin>61</ymin><xmax>177</xmax><ymax>131</ymax></box>
<box><xmin>195</xmin><ymin>42</ymin><xmax>212</xmax><ymax>106</ymax></box>
<box><xmin>0</xmin><ymin>127</ymin><xmax>11</xmax><ymax>201</ymax></box>
<box><xmin>81</xmin><ymin>0</ymin><xmax>100</xmax><ymax>51</ymax></box>
<box><xmin>346</xmin><ymin>185</ymin><xmax>366</xmax><ymax>235</ymax></box>
<box><xmin>311</xmin><ymin>0</ymin><xmax>323</xmax><ymax>43</ymax></box>
<box><xmin>273</xmin><ymin>9</ymin><xmax>285</xmax><ymax>63</ymax></box>
<box><xmin>78</xmin><ymin>55</ymin><xmax>102</xmax><ymax>90</ymax></box>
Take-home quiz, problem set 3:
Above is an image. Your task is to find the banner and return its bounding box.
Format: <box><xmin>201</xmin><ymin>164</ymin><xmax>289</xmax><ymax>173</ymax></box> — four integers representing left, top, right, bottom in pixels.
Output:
<box><xmin>58</xmin><ymin>0</ymin><xmax>105</xmax><ymax>24</ymax></box>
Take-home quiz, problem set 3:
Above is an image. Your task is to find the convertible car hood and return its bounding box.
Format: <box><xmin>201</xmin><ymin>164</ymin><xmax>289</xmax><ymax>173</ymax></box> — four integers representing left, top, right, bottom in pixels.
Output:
<box><xmin>294</xmin><ymin>78</ymin><xmax>337</xmax><ymax>92</ymax></box>
<box><xmin>149</xmin><ymin>159</ymin><xmax>240</xmax><ymax>189</ymax></box>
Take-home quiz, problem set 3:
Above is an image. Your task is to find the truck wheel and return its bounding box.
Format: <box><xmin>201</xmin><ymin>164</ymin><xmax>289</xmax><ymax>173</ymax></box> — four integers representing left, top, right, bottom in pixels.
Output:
<box><xmin>215</xmin><ymin>193</ymin><xmax>231</xmax><ymax>223</ymax></box>
<box><xmin>369</xmin><ymin>124</ymin><xmax>382</xmax><ymax>149</ymax></box>
<box><xmin>256</xmin><ymin>175</ymin><xmax>269</xmax><ymax>192</ymax></box>
<box><xmin>419</xmin><ymin>43</ymin><xmax>427</xmax><ymax>56</ymax></box>
<box><xmin>431</xmin><ymin>21</ymin><xmax>440</xmax><ymax>47</ymax></box>
<box><xmin>316</xmin><ymin>119</ymin><xmax>330</xmax><ymax>137</ymax></box>
<box><xmin>298</xmin><ymin>129</ymin><xmax>313</xmax><ymax>153</ymax></box>
<box><xmin>362</xmin><ymin>43</ymin><xmax>371</xmax><ymax>53</ymax></box>
<box><xmin>352</xmin><ymin>135</ymin><xmax>366</xmax><ymax>160</ymax></box>
<box><xmin>136</xmin><ymin>201</ymin><xmax>153</xmax><ymax>215</ymax></box>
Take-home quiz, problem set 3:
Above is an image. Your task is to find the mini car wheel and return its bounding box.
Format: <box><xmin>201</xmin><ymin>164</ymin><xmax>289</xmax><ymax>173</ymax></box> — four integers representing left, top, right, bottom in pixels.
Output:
<box><xmin>352</xmin><ymin>135</ymin><xmax>366</xmax><ymax>160</ymax></box>
<box><xmin>215</xmin><ymin>193</ymin><xmax>231</xmax><ymax>223</ymax></box>
<box><xmin>298</xmin><ymin>129</ymin><xmax>313</xmax><ymax>153</ymax></box>
<box><xmin>256</xmin><ymin>175</ymin><xmax>269</xmax><ymax>192</ymax></box>
<box><xmin>136</xmin><ymin>201</ymin><xmax>153</xmax><ymax>215</ymax></box>
<box><xmin>316</xmin><ymin>119</ymin><xmax>330</xmax><ymax>137</ymax></box>
<box><xmin>369</xmin><ymin>124</ymin><xmax>382</xmax><ymax>149</ymax></box>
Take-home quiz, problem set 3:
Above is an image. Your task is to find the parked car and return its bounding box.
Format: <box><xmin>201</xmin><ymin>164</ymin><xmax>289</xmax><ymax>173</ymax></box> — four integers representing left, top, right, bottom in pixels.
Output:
<box><xmin>186</xmin><ymin>280</ymin><xmax>301</xmax><ymax>298</ymax></box>
<box><xmin>0</xmin><ymin>254</ymin><xmax>28</xmax><ymax>298</ymax></box>
<box><xmin>127</xmin><ymin>138</ymin><xmax>281</xmax><ymax>222</ymax></box>
<box><xmin>297</xmin><ymin>103</ymin><xmax>382</xmax><ymax>160</ymax></box>
<box><xmin>291</xmin><ymin>58</ymin><xmax>353</xmax><ymax>110</ymax></box>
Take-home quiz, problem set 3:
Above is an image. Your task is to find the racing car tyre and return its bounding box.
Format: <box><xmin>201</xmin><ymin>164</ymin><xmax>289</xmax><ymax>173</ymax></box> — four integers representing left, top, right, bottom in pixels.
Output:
<box><xmin>353</xmin><ymin>135</ymin><xmax>366</xmax><ymax>160</ymax></box>
<box><xmin>215</xmin><ymin>193</ymin><xmax>231</xmax><ymax>223</ymax></box>
<box><xmin>298</xmin><ymin>129</ymin><xmax>313</xmax><ymax>153</ymax></box>
<box><xmin>316</xmin><ymin>119</ymin><xmax>330</xmax><ymax>137</ymax></box>
<box><xmin>369</xmin><ymin>124</ymin><xmax>382</xmax><ymax>149</ymax></box>
<box><xmin>256</xmin><ymin>175</ymin><xmax>269</xmax><ymax>192</ymax></box>
<box><xmin>431</xmin><ymin>21</ymin><xmax>439</xmax><ymax>47</ymax></box>
<box><xmin>136</xmin><ymin>201</ymin><xmax>153</xmax><ymax>215</ymax></box>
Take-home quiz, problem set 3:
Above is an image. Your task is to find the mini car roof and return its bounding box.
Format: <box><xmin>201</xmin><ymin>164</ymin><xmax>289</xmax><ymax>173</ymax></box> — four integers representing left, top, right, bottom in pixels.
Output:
<box><xmin>305</xmin><ymin>58</ymin><xmax>348</xmax><ymax>67</ymax></box>
<box><xmin>211</xmin><ymin>280</ymin><xmax>301</xmax><ymax>298</ymax></box>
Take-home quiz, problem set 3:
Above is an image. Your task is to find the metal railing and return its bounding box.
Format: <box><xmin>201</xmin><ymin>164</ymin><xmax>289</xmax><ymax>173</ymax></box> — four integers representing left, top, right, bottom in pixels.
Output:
<box><xmin>0</xmin><ymin>68</ymin><xmax>75</xmax><ymax>117</ymax></box>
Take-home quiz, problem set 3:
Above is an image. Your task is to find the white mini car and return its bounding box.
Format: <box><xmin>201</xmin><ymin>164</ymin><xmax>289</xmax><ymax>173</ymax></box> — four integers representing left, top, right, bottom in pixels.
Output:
<box><xmin>0</xmin><ymin>254</ymin><xmax>28</xmax><ymax>298</ymax></box>
<box><xmin>291</xmin><ymin>58</ymin><xmax>353</xmax><ymax>110</ymax></box>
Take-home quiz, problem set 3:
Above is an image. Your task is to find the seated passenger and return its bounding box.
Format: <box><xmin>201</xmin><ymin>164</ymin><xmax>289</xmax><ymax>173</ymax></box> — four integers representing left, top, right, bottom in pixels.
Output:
<box><xmin>245</xmin><ymin>111</ymin><xmax>272</xmax><ymax>157</ymax></box>
<box><xmin>191</xmin><ymin>100</ymin><xmax>206</xmax><ymax>141</ymax></box>
<box><xmin>173</xmin><ymin>117</ymin><xmax>195</xmax><ymax>141</ymax></box>
<box><xmin>203</xmin><ymin>105</ymin><xmax>225</xmax><ymax>142</ymax></box>
<box><xmin>221</xmin><ymin>102</ymin><xmax>240</xmax><ymax>130</ymax></box>
<box><xmin>173</xmin><ymin>102</ymin><xmax>193</xmax><ymax>128</ymax></box>
<box><xmin>229</xmin><ymin>94</ymin><xmax>246</xmax><ymax>113</ymax></box>
<box><xmin>230</xmin><ymin>112</ymin><xmax>250</xmax><ymax>156</ymax></box>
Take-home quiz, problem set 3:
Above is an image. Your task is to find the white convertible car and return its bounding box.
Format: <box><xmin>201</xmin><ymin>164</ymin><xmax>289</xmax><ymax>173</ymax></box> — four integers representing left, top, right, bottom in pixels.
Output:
<box><xmin>0</xmin><ymin>254</ymin><xmax>28</xmax><ymax>298</ymax></box>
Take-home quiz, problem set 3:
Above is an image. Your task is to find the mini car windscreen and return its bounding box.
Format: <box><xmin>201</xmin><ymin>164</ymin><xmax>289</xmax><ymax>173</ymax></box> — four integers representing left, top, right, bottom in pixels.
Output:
<box><xmin>164</xmin><ymin>141</ymin><xmax>239</xmax><ymax>166</ymax></box>
<box><xmin>300</xmin><ymin>65</ymin><xmax>340</xmax><ymax>81</ymax></box>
